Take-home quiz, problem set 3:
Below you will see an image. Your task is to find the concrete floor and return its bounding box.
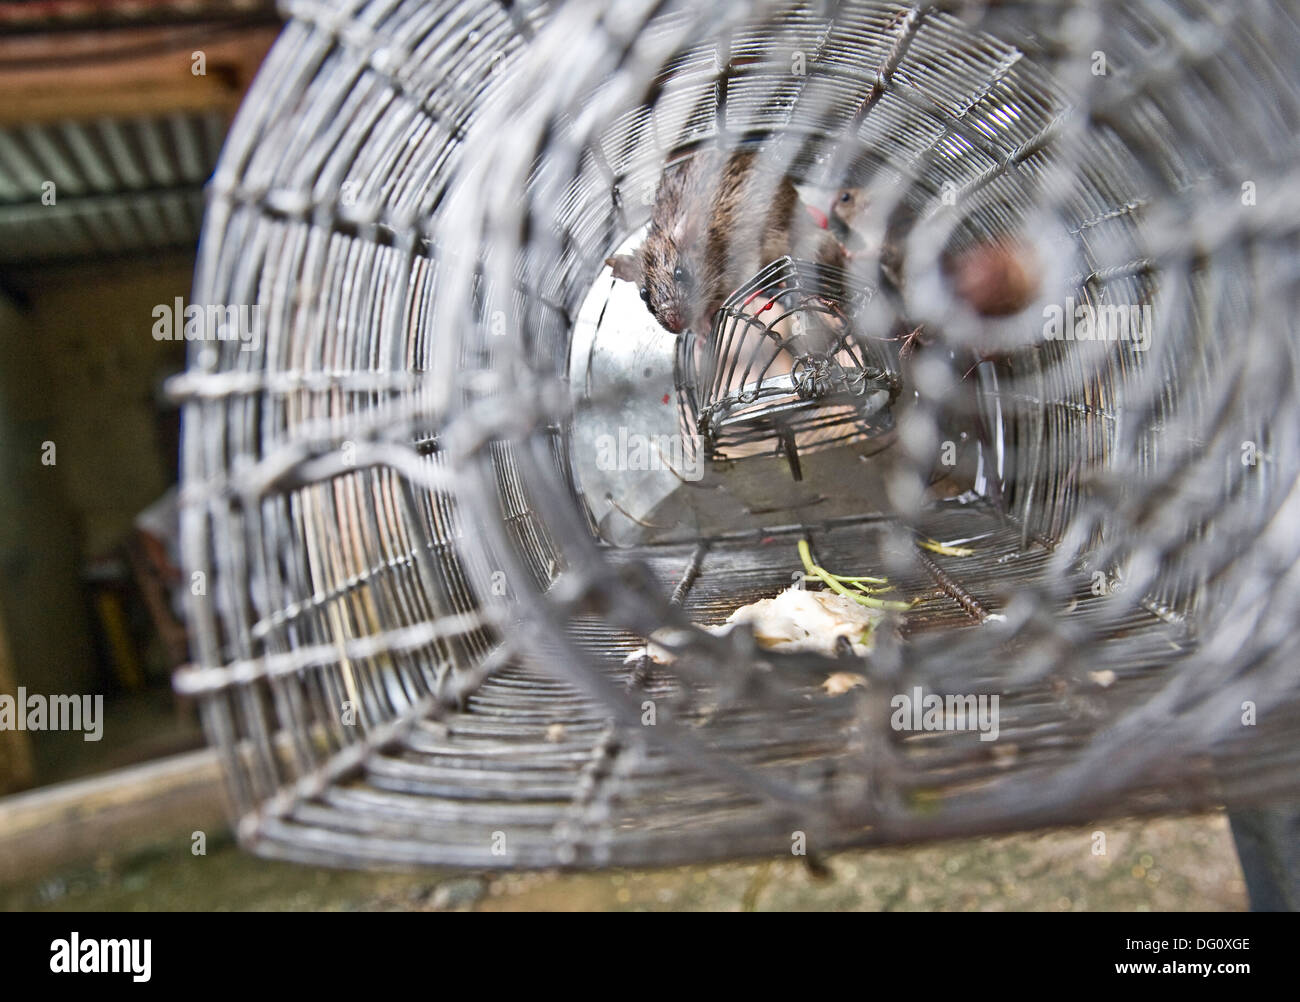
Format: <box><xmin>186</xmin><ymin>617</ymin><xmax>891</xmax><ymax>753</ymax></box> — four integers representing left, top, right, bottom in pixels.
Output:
<box><xmin>1</xmin><ymin>810</ymin><xmax>1249</xmax><ymax>911</ymax></box>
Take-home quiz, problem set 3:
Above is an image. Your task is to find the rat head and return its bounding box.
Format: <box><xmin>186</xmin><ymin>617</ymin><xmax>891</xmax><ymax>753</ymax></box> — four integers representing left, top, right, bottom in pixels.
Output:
<box><xmin>831</xmin><ymin>187</ymin><xmax>869</xmax><ymax>231</ymax></box>
<box><xmin>606</xmin><ymin>150</ymin><xmax>743</xmax><ymax>336</ymax></box>
<box><xmin>606</xmin><ymin>242</ymin><xmax>702</xmax><ymax>335</ymax></box>
<box><xmin>607</xmin><ymin>214</ymin><xmax>723</xmax><ymax>336</ymax></box>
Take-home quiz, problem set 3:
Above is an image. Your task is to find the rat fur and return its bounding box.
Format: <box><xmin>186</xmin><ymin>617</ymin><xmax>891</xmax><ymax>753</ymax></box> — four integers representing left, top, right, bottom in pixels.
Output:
<box><xmin>607</xmin><ymin>148</ymin><xmax>842</xmax><ymax>335</ymax></box>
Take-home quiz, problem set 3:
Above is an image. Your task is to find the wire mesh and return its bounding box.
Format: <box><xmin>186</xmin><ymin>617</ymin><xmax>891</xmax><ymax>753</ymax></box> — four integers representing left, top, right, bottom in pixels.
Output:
<box><xmin>677</xmin><ymin>255</ymin><xmax>900</xmax><ymax>480</ymax></box>
<box><xmin>173</xmin><ymin>0</ymin><xmax>1300</xmax><ymax>869</ymax></box>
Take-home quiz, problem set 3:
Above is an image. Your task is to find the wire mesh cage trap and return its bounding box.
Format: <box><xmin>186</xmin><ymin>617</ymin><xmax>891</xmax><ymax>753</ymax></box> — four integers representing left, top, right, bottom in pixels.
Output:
<box><xmin>173</xmin><ymin>0</ymin><xmax>1300</xmax><ymax>870</ymax></box>
<box><xmin>676</xmin><ymin>256</ymin><xmax>901</xmax><ymax>481</ymax></box>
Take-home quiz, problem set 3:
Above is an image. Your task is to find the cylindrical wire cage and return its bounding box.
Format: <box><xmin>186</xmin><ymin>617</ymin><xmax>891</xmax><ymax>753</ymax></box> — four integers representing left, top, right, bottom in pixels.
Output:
<box><xmin>173</xmin><ymin>0</ymin><xmax>1300</xmax><ymax>870</ymax></box>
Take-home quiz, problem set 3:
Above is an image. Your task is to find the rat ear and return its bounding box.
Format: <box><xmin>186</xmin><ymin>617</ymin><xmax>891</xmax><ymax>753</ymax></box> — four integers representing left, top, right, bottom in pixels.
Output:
<box><xmin>606</xmin><ymin>254</ymin><xmax>642</xmax><ymax>283</ymax></box>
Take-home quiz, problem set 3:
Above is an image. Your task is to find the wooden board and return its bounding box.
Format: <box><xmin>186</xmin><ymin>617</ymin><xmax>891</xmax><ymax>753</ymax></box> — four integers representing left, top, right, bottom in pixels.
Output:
<box><xmin>0</xmin><ymin>23</ymin><xmax>278</xmax><ymax>125</ymax></box>
<box><xmin>0</xmin><ymin>747</ymin><xmax>227</xmax><ymax>884</ymax></box>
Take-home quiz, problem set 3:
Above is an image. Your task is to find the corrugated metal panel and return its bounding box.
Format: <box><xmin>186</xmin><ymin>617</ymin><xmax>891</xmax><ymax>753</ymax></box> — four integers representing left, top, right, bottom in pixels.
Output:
<box><xmin>0</xmin><ymin>110</ymin><xmax>227</xmax><ymax>263</ymax></box>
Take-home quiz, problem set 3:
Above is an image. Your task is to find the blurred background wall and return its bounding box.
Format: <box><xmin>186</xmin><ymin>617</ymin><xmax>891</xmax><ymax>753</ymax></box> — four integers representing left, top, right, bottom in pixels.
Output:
<box><xmin>0</xmin><ymin>0</ymin><xmax>280</xmax><ymax>792</ymax></box>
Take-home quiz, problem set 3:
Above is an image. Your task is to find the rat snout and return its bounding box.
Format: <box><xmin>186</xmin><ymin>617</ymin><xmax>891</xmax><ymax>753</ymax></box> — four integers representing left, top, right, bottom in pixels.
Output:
<box><xmin>659</xmin><ymin>308</ymin><xmax>685</xmax><ymax>334</ymax></box>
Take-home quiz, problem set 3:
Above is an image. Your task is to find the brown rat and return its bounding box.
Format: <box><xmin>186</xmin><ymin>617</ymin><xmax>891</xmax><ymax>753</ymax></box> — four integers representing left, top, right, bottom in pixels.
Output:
<box><xmin>607</xmin><ymin>148</ymin><xmax>842</xmax><ymax>336</ymax></box>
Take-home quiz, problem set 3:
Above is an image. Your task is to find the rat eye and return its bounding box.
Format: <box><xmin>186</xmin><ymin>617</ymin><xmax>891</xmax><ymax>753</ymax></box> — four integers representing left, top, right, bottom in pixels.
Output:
<box><xmin>839</xmin><ymin>190</ymin><xmax>853</xmax><ymax>203</ymax></box>
<box><xmin>639</xmin><ymin>286</ymin><xmax>650</xmax><ymax>303</ymax></box>
<box><xmin>673</xmin><ymin>265</ymin><xmax>691</xmax><ymax>287</ymax></box>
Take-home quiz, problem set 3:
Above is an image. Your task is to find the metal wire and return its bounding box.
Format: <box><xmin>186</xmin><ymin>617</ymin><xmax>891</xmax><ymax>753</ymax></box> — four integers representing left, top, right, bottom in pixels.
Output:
<box><xmin>679</xmin><ymin>256</ymin><xmax>900</xmax><ymax>479</ymax></box>
<box><xmin>174</xmin><ymin>0</ymin><xmax>1300</xmax><ymax>869</ymax></box>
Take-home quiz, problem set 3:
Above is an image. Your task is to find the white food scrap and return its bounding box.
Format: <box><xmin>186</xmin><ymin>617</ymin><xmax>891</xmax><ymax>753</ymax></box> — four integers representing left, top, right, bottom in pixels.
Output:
<box><xmin>822</xmin><ymin>671</ymin><xmax>867</xmax><ymax>696</ymax></box>
<box><xmin>624</xmin><ymin>585</ymin><xmax>886</xmax><ymax>665</ymax></box>
<box><xmin>718</xmin><ymin>586</ymin><xmax>885</xmax><ymax>656</ymax></box>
